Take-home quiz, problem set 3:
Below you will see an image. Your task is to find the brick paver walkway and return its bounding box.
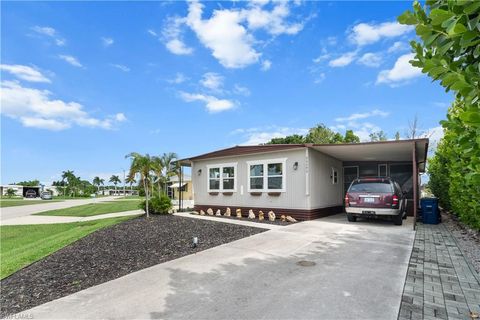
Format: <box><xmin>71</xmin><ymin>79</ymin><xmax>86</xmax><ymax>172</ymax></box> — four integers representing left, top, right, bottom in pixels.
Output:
<box><xmin>399</xmin><ymin>223</ymin><xmax>480</xmax><ymax>320</ymax></box>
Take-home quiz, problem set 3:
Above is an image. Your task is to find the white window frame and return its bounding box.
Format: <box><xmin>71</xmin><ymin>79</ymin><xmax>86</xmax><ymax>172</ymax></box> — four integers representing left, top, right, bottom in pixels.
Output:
<box><xmin>247</xmin><ymin>158</ymin><xmax>287</xmax><ymax>192</ymax></box>
<box><xmin>331</xmin><ymin>167</ymin><xmax>339</xmax><ymax>184</ymax></box>
<box><xmin>378</xmin><ymin>164</ymin><xmax>388</xmax><ymax>177</ymax></box>
<box><xmin>206</xmin><ymin>163</ymin><xmax>237</xmax><ymax>192</ymax></box>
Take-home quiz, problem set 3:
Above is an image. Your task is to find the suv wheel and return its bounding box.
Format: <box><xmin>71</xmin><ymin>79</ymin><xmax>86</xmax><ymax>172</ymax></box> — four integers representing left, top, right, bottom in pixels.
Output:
<box><xmin>347</xmin><ymin>213</ymin><xmax>357</xmax><ymax>222</ymax></box>
<box><xmin>393</xmin><ymin>214</ymin><xmax>403</xmax><ymax>225</ymax></box>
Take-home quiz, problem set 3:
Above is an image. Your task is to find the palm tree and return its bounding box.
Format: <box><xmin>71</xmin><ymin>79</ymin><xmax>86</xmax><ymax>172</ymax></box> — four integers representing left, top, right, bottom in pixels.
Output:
<box><xmin>151</xmin><ymin>156</ymin><xmax>164</xmax><ymax>197</ymax></box>
<box><xmin>93</xmin><ymin>176</ymin><xmax>102</xmax><ymax>194</ymax></box>
<box><xmin>125</xmin><ymin>152</ymin><xmax>153</xmax><ymax>217</ymax></box>
<box><xmin>125</xmin><ymin>175</ymin><xmax>136</xmax><ymax>196</ymax></box>
<box><xmin>62</xmin><ymin>170</ymin><xmax>76</xmax><ymax>197</ymax></box>
<box><xmin>109</xmin><ymin>175</ymin><xmax>121</xmax><ymax>195</ymax></box>
<box><xmin>160</xmin><ymin>152</ymin><xmax>179</xmax><ymax>194</ymax></box>
<box><xmin>61</xmin><ymin>170</ymin><xmax>74</xmax><ymax>198</ymax></box>
<box><xmin>99</xmin><ymin>178</ymin><xmax>105</xmax><ymax>195</ymax></box>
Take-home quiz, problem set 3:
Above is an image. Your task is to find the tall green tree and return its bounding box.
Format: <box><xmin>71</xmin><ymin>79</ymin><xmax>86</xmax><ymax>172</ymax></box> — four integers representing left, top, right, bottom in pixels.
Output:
<box><xmin>109</xmin><ymin>175</ymin><xmax>121</xmax><ymax>195</ymax></box>
<box><xmin>161</xmin><ymin>152</ymin><xmax>179</xmax><ymax>194</ymax></box>
<box><xmin>151</xmin><ymin>156</ymin><xmax>164</xmax><ymax>197</ymax></box>
<box><xmin>305</xmin><ymin>124</ymin><xmax>343</xmax><ymax>144</ymax></box>
<box><xmin>369</xmin><ymin>131</ymin><xmax>388</xmax><ymax>142</ymax></box>
<box><xmin>93</xmin><ymin>176</ymin><xmax>102</xmax><ymax>194</ymax></box>
<box><xmin>344</xmin><ymin>130</ymin><xmax>360</xmax><ymax>143</ymax></box>
<box><xmin>126</xmin><ymin>152</ymin><xmax>153</xmax><ymax>217</ymax></box>
<box><xmin>267</xmin><ymin>134</ymin><xmax>306</xmax><ymax>144</ymax></box>
<box><xmin>399</xmin><ymin>0</ymin><xmax>480</xmax><ymax>229</ymax></box>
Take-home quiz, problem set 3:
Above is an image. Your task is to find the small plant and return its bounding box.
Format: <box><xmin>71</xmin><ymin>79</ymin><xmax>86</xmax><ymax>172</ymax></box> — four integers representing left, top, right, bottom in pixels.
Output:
<box><xmin>6</xmin><ymin>188</ymin><xmax>16</xmax><ymax>198</ymax></box>
<box><xmin>140</xmin><ymin>194</ymin><xmax>172</xmax><ymax>215</ymax></box>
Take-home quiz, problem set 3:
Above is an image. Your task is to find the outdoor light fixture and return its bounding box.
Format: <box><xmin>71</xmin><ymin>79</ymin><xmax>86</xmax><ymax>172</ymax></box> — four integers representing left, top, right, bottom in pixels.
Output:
<box><xmin>197</xmin><ymin>169</ymin><xmax>202</xmax><ymax>175</ymax></box>
<box><xmin>293</xmin><ymin>162</ymin><xmax>299</xmax><ymax>170</ymax></box>
<box><xmin>192</xmin><ymin>237</ymin><xmax>198</xmax><ymax>248</ymax></box>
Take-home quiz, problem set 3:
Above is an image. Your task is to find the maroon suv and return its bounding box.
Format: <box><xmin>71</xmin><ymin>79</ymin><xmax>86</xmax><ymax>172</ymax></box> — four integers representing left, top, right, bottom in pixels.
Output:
<box><xmin>344</xmin><ymin>177</ymin><xmax>407</xmax><ymax>225</ymax></box>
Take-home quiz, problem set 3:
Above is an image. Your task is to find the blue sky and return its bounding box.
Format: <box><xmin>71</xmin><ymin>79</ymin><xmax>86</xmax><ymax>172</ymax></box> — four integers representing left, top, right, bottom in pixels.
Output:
<box><xmin>1</xmin><ymin>1</ymin><xmax>451</xmax><ymax>185</ymax></box>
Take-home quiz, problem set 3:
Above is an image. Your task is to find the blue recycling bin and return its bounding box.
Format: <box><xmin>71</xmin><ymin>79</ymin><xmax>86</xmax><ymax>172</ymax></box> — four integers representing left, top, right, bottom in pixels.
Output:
<box><xmin>421</xmin><ymin>197</ymin><xmax>440</xmax><ymax>224</ymax></box>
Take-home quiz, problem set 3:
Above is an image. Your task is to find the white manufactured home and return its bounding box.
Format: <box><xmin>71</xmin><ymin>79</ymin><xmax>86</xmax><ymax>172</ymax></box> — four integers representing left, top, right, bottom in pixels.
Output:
<box><xmin>179</xmin><ymin>139</ymin><xmax>428</xmax><ymax>221</ymax></box>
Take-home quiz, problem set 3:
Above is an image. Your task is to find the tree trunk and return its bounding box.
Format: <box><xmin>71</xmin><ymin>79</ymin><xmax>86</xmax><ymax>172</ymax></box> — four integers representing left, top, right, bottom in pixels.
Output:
<box><xmin>143</xmin><ymin>179</ymin><xmax>149</xmax><ymax>218</ymax></box>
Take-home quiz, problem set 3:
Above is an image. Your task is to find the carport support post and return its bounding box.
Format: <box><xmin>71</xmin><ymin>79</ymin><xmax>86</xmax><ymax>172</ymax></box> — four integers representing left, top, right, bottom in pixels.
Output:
<box><xmin>412</xmin><ymin>143</ymin><xmax>418</xmax><ymax>231</ymax></box>
<box><xmin>179</xmin><ymin>165</ymin><xmax>183</xmax><ymax>212</ymax></box>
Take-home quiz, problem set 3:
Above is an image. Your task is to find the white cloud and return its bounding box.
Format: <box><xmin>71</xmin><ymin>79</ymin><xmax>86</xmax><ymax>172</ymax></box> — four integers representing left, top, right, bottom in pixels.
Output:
<box><xmin>357</xmin><ymin>52</ymin><xmax>382</xmax><ymax>67</ymax></box>
<box><xmin>335</xmin><ymin>109</ymin><xmax>389</xmax><ymax>122</ymax></box>
<box><xmin>166</xmin><ymin>38</ymin><xmax>194</xmax><ymax>55</ymax></box>
<box><xmin>0</xmin><ymin>80</ymin><xmax>126</xmax><ymax>131</ymax></box>
<box><xmin>110</xmin><ymin>64</ymin><xmax>130</xmax><ymax>72</ymax></box>
<box><xmin>424</xmin><ymin>126</ymin><xmax>444</xmax><ymax>151</ymax></box>
<box><xmin>329</xmin><ymin>51</ymin><xmax>357</xmax><ymax>67</ymax></box>
<box><xmin>147</xmin><ymin>29</ymin><xmax>158</xmax><ymax>37</ymax></box>
<box><xmin>167</xmin><ymin>72</ymin><xmax>188</xmax><ymax>84</ymax></box>
<box><xmin>162</xmin><ymin>1</ymin><xmax>303</xmax><ymax>69</ymax></box>
<box><xmin>162</xmin><ymin>17</ymin><xmax>194</xmax><ymax>55</ymax></box>
<box><xmin>31</xmin><ymin>26</ymin><xmax>65</xmax><ymax>46</ymax></box>
<box><xmin>102</xmin><ymin>37</ymin><xmax>114</xmax><ymax>47</ymax></box>
<box><xmin>261</xmin><ymin>59</ymin><xmax>272</xmax><ymax>71</ymax></box>
<box><xmin>313</xmin><ymin>53</ymin><xmax>330</xmax><ymax>64</ymax></box>
<box><xmin>388</xmin><ymin>41</ymin><xmax>409</xmax><ymax>53</ymax></box>
<box><xmin>314</xmin><ymin>72</ymin><xmax>326</xmax><ymax>84</ymax></box>
<box><xmin>376</xmin><ymin>53</ymin><xmax>422</xmax><ymax>85</ymax></box>
<box><xmin>231</xmin><ymin>126</ymin><xmax>308</xmax><ymax>145</ymax></box>
<box><xmin>0</xmin><ymin>64</ymin><xmax>51</xmax><ymax>83</ymax></box>
<box><xmin>179</xmin><ymin>91</ymin><xmax>235</xmax><ymax>113</ymax></box>
<box><xmin>233</xmin><ymin>84</ymin><xmax>251</xmax><ymax>96</ymax></box>
<box><xmin>200</xmin><ymin>72</ymin><xmax>224</xmax><ymax>91</ymax></box>
<box><xmin>243</xmin><ymin>2</ymin><xmax>303</xmax><ymax>35</ymax></box>
<box><xmin>186</xmin><ymin>1</ymin><xmax>260</xmax><ymax>68</ymax></box>
<box><xmin>349</xmin><ymin>21</ymin><xmax>413</xmax><ymax>46</ymax></box>
<box><xmin>58</xmin><ymin>55</ymin><xmax>83</xmax><ymax>68</ymax></box>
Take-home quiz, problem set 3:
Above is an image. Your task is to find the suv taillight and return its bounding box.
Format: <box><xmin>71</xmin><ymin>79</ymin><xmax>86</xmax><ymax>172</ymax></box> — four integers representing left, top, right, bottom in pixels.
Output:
<box><xmin>345</xmin><ymin>193</ymin><xmax>350</xmax><ymax>207</ymax></box>
<box><xmin>392</xmin><ymin>195</ymin><xmax>399</xmax><ymax>208</ymax></box>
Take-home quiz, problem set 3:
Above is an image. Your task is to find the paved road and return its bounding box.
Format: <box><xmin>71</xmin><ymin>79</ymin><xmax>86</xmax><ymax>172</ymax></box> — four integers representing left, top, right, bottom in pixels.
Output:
<box><xmin>0</xmin><ymin>196</ymin><xmax>121</xmax><ymax>221</ymax></box>
<box><xmin>24</xmin><ymin>214</ymin><xmax>415</xmax><ymax>319</ymax></box>
<box><xmin>0</xmin><ymin>210</ymin><xmax>143</xmax><ymax>226</ymax></box>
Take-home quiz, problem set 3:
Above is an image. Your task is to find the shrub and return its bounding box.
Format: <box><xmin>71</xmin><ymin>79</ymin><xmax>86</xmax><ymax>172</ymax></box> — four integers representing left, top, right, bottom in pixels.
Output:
<box><xmin>140</xmin><ymin>194</ymin><xmax>172</xmax><ymax>215</ymax></box>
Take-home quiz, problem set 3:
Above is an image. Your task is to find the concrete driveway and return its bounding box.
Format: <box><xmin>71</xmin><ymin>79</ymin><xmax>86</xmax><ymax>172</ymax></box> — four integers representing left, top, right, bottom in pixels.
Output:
<box><xmin>23</xmin><ymin>214</ymin><xmax>414</xmax><ymax>320</ymax></box>
<box><xmin>0</xmin><ymin>196</ymin><xmax>120</xmax><ymax>222</ymax></box>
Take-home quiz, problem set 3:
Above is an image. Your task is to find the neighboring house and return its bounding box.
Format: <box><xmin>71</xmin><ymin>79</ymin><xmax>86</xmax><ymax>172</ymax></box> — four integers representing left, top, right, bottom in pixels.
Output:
<box><xmin>0</xmin><ymin>185</ymin><xmax>41</xmax><ymax>197</ymax></box>
<box><xmin>178</xmin><ymin>139</ymin><xmax>428</xmax><ymax>221</ymax></box>
<box><xmin>167</xmin><ymin>175</ymin><xmax>194</xmax><ymax>208</ymax></box>
<box><xmin>102</xmin><ymin>189</ymin><xmax>138</xmax><ymax>196</ymax></box>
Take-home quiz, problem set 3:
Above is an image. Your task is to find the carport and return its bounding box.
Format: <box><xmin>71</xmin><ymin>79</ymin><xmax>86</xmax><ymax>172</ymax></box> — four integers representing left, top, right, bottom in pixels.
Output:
<box><xmin>311</xmin><ymin>138</ymin><xmax>429</xmax><ymax>229</ymax></box>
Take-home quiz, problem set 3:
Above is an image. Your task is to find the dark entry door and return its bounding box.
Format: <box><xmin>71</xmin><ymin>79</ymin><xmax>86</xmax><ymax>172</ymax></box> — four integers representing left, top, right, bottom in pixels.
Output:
<box><xmin>343</xmin><ymin>166</ymin><xmax>359</xmax><ymax>195</ymax></box>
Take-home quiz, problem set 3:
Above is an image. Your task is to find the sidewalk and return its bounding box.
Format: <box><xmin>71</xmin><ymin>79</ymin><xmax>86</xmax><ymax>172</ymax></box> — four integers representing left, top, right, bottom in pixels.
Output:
<box><xmin>398</xmin><ymin>223</ymin><xmax>480</xmax><ymax>320</ymax></box>
<box><xmin>0</xmin><ymin>210</ymin><xmax>143</xmax><ymax>226</ymax></box>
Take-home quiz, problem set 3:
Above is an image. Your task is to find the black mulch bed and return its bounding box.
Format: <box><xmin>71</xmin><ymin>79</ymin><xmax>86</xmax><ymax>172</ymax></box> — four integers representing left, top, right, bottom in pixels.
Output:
<box><xmin>0</xmin><ymin>215</ymin><xmax>266</xmax><ymax>317</ymax></box>
<box><xmin>190</xmin><ymin>212</ymin><xmax>294</xmax><ymax>226</ymax></box>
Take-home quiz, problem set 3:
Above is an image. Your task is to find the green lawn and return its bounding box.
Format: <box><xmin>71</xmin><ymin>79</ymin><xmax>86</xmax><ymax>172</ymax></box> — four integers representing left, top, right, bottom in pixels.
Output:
<box><xmin>0</xmin><ymin>216</ymin><xmax>136</xmax><ymax>279</ymax></box>
<box><xmin>34</xmin><ymin>201</ymin><xmax>142</xmax><ymax>217</ymax></box>
<box><xmin>0</xmin><ymin>199</ymin><xmax>63</xmax><ymax>208</ymax></box>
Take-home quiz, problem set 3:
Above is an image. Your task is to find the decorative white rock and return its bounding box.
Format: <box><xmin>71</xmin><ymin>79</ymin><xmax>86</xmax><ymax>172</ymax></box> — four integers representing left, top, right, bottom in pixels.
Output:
<box><xmin>268</xmin><ymin>211</ymin><xmax>276</xmax><ymax>221</ymax></box>
<box><xmin>225</xmin><ymin>207</ymin><xmax>231</xmax><ymax>217</ymax></box>
<box><xmin>248</xmin><ymin>209</ymin><xmax>255</xmax><ymax>219</ymax></box>
<box><xmin>280</xmin><ymin>214</ymin><xmax>286</xmax><ymax>222</ymax></box>
<box><xmin>207</xmin><ymin>208</ymin><xmax>214</xmax><ymax>216</ymax></box>
<box><xmin>286</xmin><ymin>215</ymin><xmax>297</xmax><ymax>223</ymax></box>
<box><xmin>200</xmin><ymin>210</ymin><xmax>205</xmax><ymax>216</ymax></box>
<box><xmin>192</xmin><ymin>211</ymin><xmax>199</xmax><ymax>215</ymax></box>
<box><xmin>236</xmin><ymin>208</ymin><xmax>242</xmax><ymax>218</ymax></box>
<box><xmin>258</xmin><ymin>211</ymin><xmax>265</xmax><ymax>221</ymax></box>
<box><xmin>215</xmin><ymin>209</ymin><xmax>222</xmax><ymax>216</ymax></box>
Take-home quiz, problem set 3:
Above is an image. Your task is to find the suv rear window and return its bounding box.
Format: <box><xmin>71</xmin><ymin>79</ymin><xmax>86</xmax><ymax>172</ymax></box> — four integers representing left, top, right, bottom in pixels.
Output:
<box><xmin>349</xmin><ymin>181</ymin><xmax>393</xmax><ymax>193</ymax></box>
